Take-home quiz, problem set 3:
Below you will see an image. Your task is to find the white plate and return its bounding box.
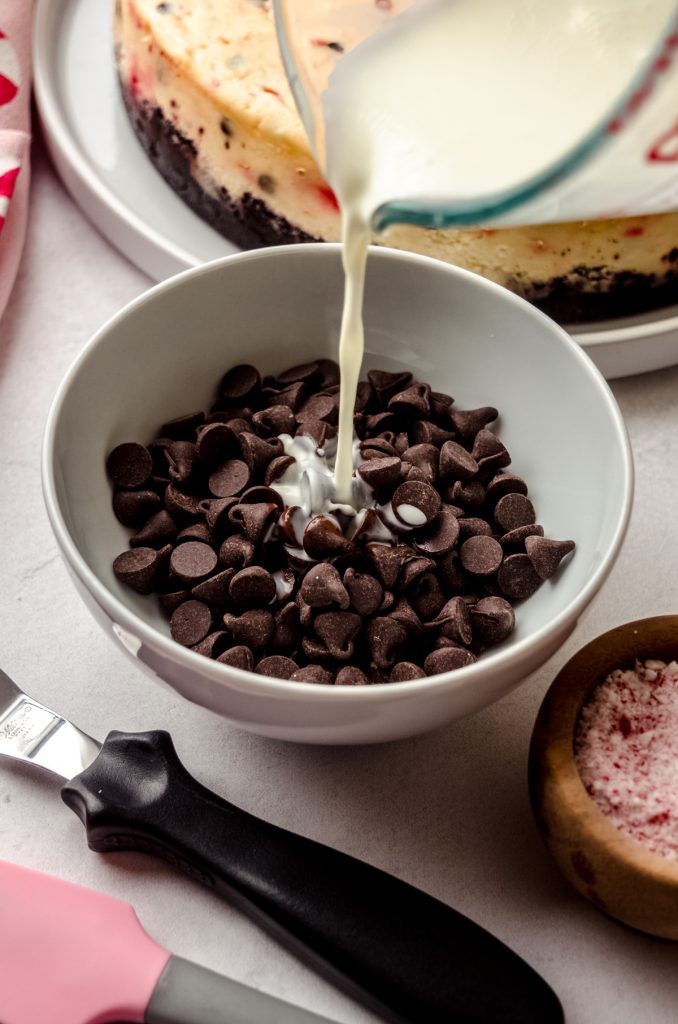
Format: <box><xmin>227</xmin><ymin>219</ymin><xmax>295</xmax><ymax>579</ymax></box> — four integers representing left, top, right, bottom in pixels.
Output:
<box><xmin>33</xmin><ymin>0</ymin><xmax>678</xmax><ymax>380</ymax></box>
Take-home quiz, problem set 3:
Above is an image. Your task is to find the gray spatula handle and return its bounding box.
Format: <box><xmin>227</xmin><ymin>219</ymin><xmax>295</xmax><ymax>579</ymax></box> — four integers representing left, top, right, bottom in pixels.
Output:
<box><xmin>146</xmin><ymin>955</ymin><xmax>338</xmax><ymax>1024</ymax></box>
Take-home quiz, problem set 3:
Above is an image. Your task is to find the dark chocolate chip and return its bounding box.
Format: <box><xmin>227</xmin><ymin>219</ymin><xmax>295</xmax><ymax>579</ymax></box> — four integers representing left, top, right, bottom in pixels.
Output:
<box><xmin>290</xmin><ymin>665</ymin><xmax>335</xmax><ymax>685</ymax></box>
<box><xmin>409</xmin><ymin>573</ymin><xmax>446</xmax><ymax>621</ymax></box>
<box><xmin>216</xmin><ymin>645</ymin><xmax>254</xmax><ymax>671</ymax></box>
<box><xmin>426</xmin><ymin>596</ymin><xmax>473</xmax><ymax>645</ymax></box>
<box><xmin>389</xmin><ymin>596</ymin><xmax>423</xmax><ymax>635</ymax></box>
<box><xmin>170</xmin><ymin>541</ymin><xmax>218</xmax><ymax>584</ymax></box>
<box><xmin>191</xmin><ymin>568</ymin><xmax>235</xmax><ymax>609</ymax></box>
<box><xmin>400</xmin><ymin>555</ymin><xmax>436</xmax><ymax>591</ymax></box>
<box><xmin>265</xmin><ymin>381</ymin><xmax>306</xmax><ymax>412</ymax></box>
<box><xmin>424</xmin><ymin>647</ymin><xmax>477</xmax><ymax>674</ymax></box>
<box><xmin>450</xmin><ymin>406</ymin><xmax>498</xmax><ymax>439</ymax></box>
<box><xmin>486</xmin><ymin>473</ymin><xmax>529</xmax><ymax>502</ymax></box>
<box><xmin>343</xmin><ymin>568</ymin><xmax>383</xmax><ymax>616</ymax></box>
<box><xmin>170</xmin><ymin>599</ymin><xmax>213</xmax><ymax>646</ymax></box>
<box><xmin>209</xmin><ymin>459</ymin><xmax>251</xmax><ymax>497</ymax></box>
<box><xmin>365</xmin><ymin>543</ymin><xmax>412</xmax><ymax>589</ymax></box>
<box><xmin>229</xmin><ymin>566</ymin><xmax>276</xmax><ymax>608</ymax></box>
<box><xmin>265</xmin><ymin>455</ymin><xmax>296</xmax><ymax>485</ymax></box>
<box><xmin>413</xmin><ymin>505</ymin><xmax>460</xmax><ymax>556</ymax></box>
<box><xmin>228</xmin><ymin>502</ymin><xmax>278</xmax><ymax>544</ymax></box>
<box><xmin>470</xmin><ymin>596</ymin><xmax>516</xmax><ymax>644</ymax></box>
<box><xmin>438</xmin><ymin>552</ymin><xmax>470</xmax><ymax>595</ymax></box>
<box><xmin>255</xmin><ymin>655</ymin><xmax>298</xmax><ymax>679</ymax></box>
<box><xmin>167</xmin><ymin>441</ymin><xmax>196</xmax><ymax>484</ymax></box>
<box><xmin>497</xmin><ymin>553</ymin><xmax>542</xmax><ymax>599</ymax></box>
<box><xmin>219</xmin><ymin>533</ymin><xmax>256</xmax><ymax>569</ymax></box>
<box><xmin>303</xmin><ymin>514</ymin><xmax>354</xmax><ymax>559</ymax></box>
<box><xmin>200</xmin><ymin>496</ymin><xmax>239</xmax><ymax>540</ymax></box>
<box><xmin>160</xmin><ymin>411</ymin><xmax>205</xmax><ymax>440</ymax></box>
<box><xmin>297</xmin><ymin>417</ymin><xmax>336</xmax><ymax>448</ymax></box>
<box><xmin>392</xmin><ymin>480</ymin><xmax>441</xmax><ymax>527</ymax></box>
<box><xmin>439</xmin><ymin>441</ymin><xmax>479</xmax><ymax>481</ymax></box>
<box><xmin>160</xmin><ymin>590</ymin><xmax>190</xmax><ymax>616</ymax></box>
<box><xmin>107</xmin><ymin>442</ymin><xmax>153</xmax><ymax>488</ymax></box>
<box><xmin>472</xmin><ymin>429</ymin><xmax>511</xmax><ymax>471</ymax></box>
<box><xmin>240</xmin><ymin>486</ymin><xmax>285</xmax><ymax>512</ymax></box>
<box><xmin>314</xmin><ymin>611</ymin><xmax>362</xmax><ymax>660</ymax></box>
<box><xmin>272</xmin><ymin>601</ymin><xmax>299</xmax><ymax>648</ymax></box>
<box><xmin>360</xmin><ymin>438</ymin><xmax>397</xmax><ymax>459</ymax></box>
<box><xmin>112</xmin><ymin>547</ymin><xmax>160</xmax><ymax>594</ymax></box>
<box><xmin>459</xmin><ymin>535</ymin><xmax>504</xmax><ymax>576</ymax></box>
<box><xmin>388</xmin><ymin>382</ymin><xmax>431</xmax><ymax>418</ymax></box>
<box><xmin>494</xmin><ymin>493</ymin><xmax>536</xmax><ymax>532</ymax></box>
<box><xmin>500</xmin><ymin>524</ymin><xmax>544</xmax><ymax>551</ymax></box>
<box><xmin>300</xmin><ymin>564</ymin><xmax>350</xmax><ymax>609</ymax></box>
<box><xmin>401</xmin><ymin>444</ymin><xmax>438</xmax><ymax>484</ymax></box>
<box><xmin>252</xmin><ymin>406</ymin><xmax>296</xmax><ymax>438</ymax></box>
<box><xmin>195</xmin><ymin>423</ymin><xmax>236</xmax><ymax>467</ymax></box>
<box><xmin>525</xmin><ymin>536</ymin><xmax>576</xmax><ymax>580</ymax></box>
<box><xmin>112</xmin><ymin>488</ymin><xmax>161</xmax><ymax>527</ymax></box>
<box><xmin>368</xmin><ymin>369</ymin><xmax>412</xmax><ymax>405</ymax></box>
<box><xmin>410</xmin><ymin>420</ymin><xmax>455</xmax><ymax>447</ymax></box>
<box><xmin>239</xmin><ymin>433</ymin><xmax>282</xmax><ymax>475</ymax></box>
<box><xmin>176</xmin><ymin>521</ymin><xmax>212</xmax><ymax>545</ymax></box>
<box><xmin>296</xmin><ymin>393</ymin><xmax>338</xmax><ymax>424</ymax></box>
<box><xmin>277</xmin><ymin>361</ymin><xmax>321</xmax><ymax>386</ymax></box>
<box><xmin>220</xmin><ymin>364</ymin><xmax>261</xmax><ymax>400</ymax></box>
<box><xmin>390</xmin><ymin>662</ymin><xmax>426</xmax><ymax>682</ymax></box>
<box><xmin>130</xmin><ymin>509</ymin><xmax>178</xmax><ymax>548</ymax></box>
<box><xmin>457</xmin><ymin>517</ymin><xmax>494</xmax><ymax>539</ymax></box>
<box><xmin>335</xmin><ymin>666</ymin><xmax>370</xmax><ymax>686</ymax></box>
<box><xmin>358</xmin><ymin>456</ymin><xmax>402</xmax><ymax>489</ymax></box>
<box><xmin>191</xmin><ymin>630</ymin><xmax>231</xmax><ymax>659</ymax></box>
<box><xmin>366</xmin><ymin>617</ymin><xmax>409</xmax><ymax>671</ymax></box>
<box><xmin>446</xmin><ymin>479</ymin><xmax>486</xmax><ymax>513</ymax></box>
<box><xmin>223</xmin><ymin>609</ymin><xmax>274</xmax><ymax>649</ymax></box>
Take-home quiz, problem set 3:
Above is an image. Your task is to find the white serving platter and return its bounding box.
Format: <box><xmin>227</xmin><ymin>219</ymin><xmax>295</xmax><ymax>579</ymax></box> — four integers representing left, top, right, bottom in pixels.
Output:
<box><xmin>33</xmin><ymin>0</ymin><xmax>678</xmax><ymax>380</ymax></box>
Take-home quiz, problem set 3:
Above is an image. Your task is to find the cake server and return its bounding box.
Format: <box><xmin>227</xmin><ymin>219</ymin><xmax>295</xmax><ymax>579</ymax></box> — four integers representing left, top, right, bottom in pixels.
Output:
<box><xmin>0</xmin><ymin>857</ymin><xmax>338</xmax><ymax>1024</ymax></box>
<box><xmin>0</xmin><ymin>668</ymin><xmax>564</xmax><ymax>1024</ymax></box>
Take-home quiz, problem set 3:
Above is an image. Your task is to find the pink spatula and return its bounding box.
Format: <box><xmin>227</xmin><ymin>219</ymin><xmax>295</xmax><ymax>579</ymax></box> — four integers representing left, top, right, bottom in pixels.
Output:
<box><xmin>0</xmin><ymin>858</ymin><xmax>337</xmax><ymax>1024</ymax></box>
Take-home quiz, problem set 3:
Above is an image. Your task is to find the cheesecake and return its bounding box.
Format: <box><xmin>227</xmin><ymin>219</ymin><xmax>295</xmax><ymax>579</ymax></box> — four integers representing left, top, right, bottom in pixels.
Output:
<box><xmin>115</xmin><ymin>0</ymin><xmax>678</xmax><ymax>323</ymax></box>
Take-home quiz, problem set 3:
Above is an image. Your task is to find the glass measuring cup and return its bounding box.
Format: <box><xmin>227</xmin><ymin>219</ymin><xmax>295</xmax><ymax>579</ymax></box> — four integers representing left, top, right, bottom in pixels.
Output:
<box><xmin>273</xmin><ymin>0</ymin><xmax>678</xmax><ymax>229</ymax></box>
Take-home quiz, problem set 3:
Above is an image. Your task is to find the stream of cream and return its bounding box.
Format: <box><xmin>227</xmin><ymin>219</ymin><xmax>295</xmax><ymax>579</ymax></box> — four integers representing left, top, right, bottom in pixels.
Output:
<box><xmin>323</xmin><ymin>0</ymin><xmax>675</xmax><ymax>502</ymax></box>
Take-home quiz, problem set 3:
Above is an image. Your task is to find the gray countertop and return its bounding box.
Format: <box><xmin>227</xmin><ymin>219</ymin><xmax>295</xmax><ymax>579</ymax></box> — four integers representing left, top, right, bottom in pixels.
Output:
<box><xmin>1</xmin><ymin>143</ymin><xmax>677</xmax><ymax>1023</ymax></box>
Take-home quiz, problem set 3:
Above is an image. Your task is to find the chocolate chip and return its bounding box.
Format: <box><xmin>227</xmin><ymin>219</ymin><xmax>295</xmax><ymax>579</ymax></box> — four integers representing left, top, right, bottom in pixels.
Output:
<box><xmin>220</xmin><ymin>364</ymin><xmax>261</xmax><ymax>400</ymax></box>
<box><xmin>366</xmin><ymin>617</ymin><xmax>409</xmax><ymax>671</ymax></box>
<box><xmin>223</xmin><ymin>609</ymin><xmax>274</xmax><ymax>649</ymax></box>
<box><xmin>388</xmin><ymin>382</ymin><xmax>431</xmax><ymax>418</ymax></box>
<box><xmin>401</xmin><ymin>444</ymin><xmax>438</xmax><ymax>483</ymax></box>
<box><xmin>460</xmin><ymin>535</ymin><xmax>504</xmax><ymax>576</ymax></box>
<box><xmin>335</xmin><ymin>666</ymin><xmax>370</xmax><ymax>686</ymax></box>
<box><xmin>298</xmin><ymin>564</ymin><xmax>348</xmax><ymax>609</ymax></box>
<box><xmin>500</xmin><ymin>524</ymin><xmax>544</xmax><ymax>551</ymax></box>
<box><xmin>470</xmin><ymin>597</ymin><xmax>515</xmax><ymax>644</ymax></box>
<box><xmin>360</xmin><ymin>438</ymin><xmax>397</xmax><ymax>459</ymax></box>
<box><xmin>112</xmin><ymin>547</ymin><xmax>161</xmax><ymax>594</ymax></box>
<box><xmin>390</xmin><ymin>662</ymin><xmax>426</xmax><ymax>682</ymax></box>
<box><xmin>272</xmin><ymin>601</ymin><xmax>299</xmax><ymax>648</ymax></box>
<box><xmin>472</xmin><ymin>429</ymin><xmax>510</xmax><ymax>471</ymax></box>
<box><xmin>410</xmin><ymin>420</ymin><xmax>455</xmax><ymax>447</ymax></box>
<box><xmin>290</xmin><ymin>665</ymin><xmax>335</xmax><ymax>685</ymax></box>
<box><xmin>219</xmin><ymin>533</ymin><xmax>255</xmax><ymax>569</ymax></box>
<box><xmin>160</xmin><ymin>589</ymin><xmax>190</xmax><ymax>616</ymax></box>
<box><xmin>265</xmin><ymin>455</ymin><xmax>296</xmax><ymax>485</ymax></box>
<box><xmin>191</xmin><ymin>630</ymin><xmax>231</xmax><ymax>659</ymax></box>
<box><xmin>413</xmin><ymin>505</ymin><xmax>460</xmax><ymax>556</ymax></box>
<box><xmin>426</xmin><ymin>596</ymin><xmax>473</xmax><ymax>645</ymax></box>
<box><xmin>392</xmin><ymin>480</ymin><xmax>441</xmax><ymax>527</ymax></box>
<box><xmin>277</xmin><ymin>361</ymin><xmax>321</xmax><ymax>386</ymax></box>
<box><xmin>228</xmin><ymin>502</ymin><xmax>278</xmax><ymax>544</ymax></box>
<box><xmin>177</xmin><ymin>521</ymin><xmax>212</xmax><ymax>545</ymax></box>
<box><xmin>272</xmin><ymin>568</ymin><xmax>296</xmax><ymax>602</ymax></box>
<box><xmin>525</xmin><ymin>536</ymin><xmax>576</xmax><ymax>580</ymax></box>
<box><xmin>297</xmin><ymin>417</ymin><xmax>336</xmax><ymax>448</ymax></box>
<box><xmin>424</xmin><ymin>647</ymin><xmax>477</xmax><ymax>674</ymax></box>
<box><xmin>195</xmin><ymin>423</ymin><xmax>235</xmax><ymax>467</ymax></box>
<box><xmin>130</xmin><ymin>509</ymin><xmax>178</xmax><ymax>548</ymax></box>
<box><xmin>170</xmin><ymin>599</ymin><xmax>213</xmax><ymax>646</ymax></box>
<box><xmin>486</xmin><ymin>473</ymin><xmax>529</xmax><ymax>502</ymax></box>
<box><xmin>170</xmin><ymin>541</ymin><xmax>218</xmax><ymax>584</ymax></box>
<box><xmin>400</xmin><ymin>555</ymin><xmax>436</xmax><ymax>591</ymax></box>
<box><xmin>239</xmin><ymin>433</ymin><xmax>281</xmax><ymax>475</ymax></box>
<box><xmin>358</xmin><ymin>456</ymin><xmax>402</xmax><ymax>488</ymax></box>
<box><xmin>166</xmin><ymin>441</ymin><xmax>196</xmax><ymax>485</ymax></box>
<box><xmin>112</xmin><ymin>488</ymin><xmax>161</xmax><ymax>527</ymax></box>
<box><xmin>494</xmin><ymin>493</ymin><xmax>536</xmax><ymax>531</ymax></box>
<box><xmin>192</xmin><ymin>568</ymin><xmax>235</xmax><ymax>609</ymax></box>
<box><xmin>457</xmin><ymin>517</ymin><xmax>494</xmax><ymax>540</ymax></box>
<box><xmin>438</xmin><ymin>552</ymin><xmax>470</xmax><ymax>595</ymax></box>
<box><xmin>303</xmin><ymin>514</ymin><xmax>354</xmax><ymax>559</ymax></box>
<box><xmin>201</xmin><ymin>496</ymin><xmax>239</xmax><ymax>540</ymax></box>
<box><xmin>252</xmin><ymin>406</ymin><xmax>296</xmax><ymax>438</ymax></box>
<box><xmin>265</xmin><ymin>381</ymin><xmax>306</xmax><ymax>412</ymax></box>
<box><xmin>409</xmin><ymin>573</ymin><xmax>446</xmax><ymax>621</ymax></box>
<box><xmin>256</xmin><ymin>655</ymin><xmax>298</xmax><ymax>679</ymax></box>
<box><xmin>343</xmin><ymin>568</ymin><xmax>383</xmax><ymax>615</ymax></box>
<box><xmin>278</xmin><ymin>506</ymin><xmax>306</xmax><ymax>548</ymax></box>
<box><xmin>296</xmin><ymin>393</ymin><xmax>338</xmax><ymax>424</ymax></box>
<box><xmin>229</xmin><ymin>566</ymin><xmax>276</xmax><ymax>608</ymax></box>
<box><xmin>365</xmin><ymin>543</ymin><xmax>412</xmax><ymax>589</ymax></box>
<box><xmin>209</xmin><ymin>459</ymin><xmax>250</xmax><ymax>497</ymax></box>
<box><xmin>240</xmin><ymin>486</ymin><xmax>285</xmax><ymax>512</ymax></box>
<box><xmin>217</xmin><ymin>645</ymin><xmax>254</xmax><ymax>671</ymax></box>
<box><xmin>314</xmin><ymin>611</ymin><xmax>362</xmax><ymax>660</ymax></box>
<box><xmin>446</xmin><ymin>479</ymin><xmax>486</xmax><ymax>513</ymax></box>
<box><xmin>363</xmin><ymin>411</ymin><xmax>397</xmax><ymax>436</ymax></box>
<box><xmin>450</xmin><ymin>406</ymin><xmax>498</xmax><ymax>439</ymax></box>
<box><xmin>317</xmin><ymin>359</ymin><xmax>340</xmax><ymax>388</ymax></box>
<box><xmin>439</xmin><ymin>441</ymin><xmax>479</xmax><ymax>481</ymax></box>
<box><xmin>368</xmin><ymin>369</ymin><xmax>412</xmax><ymax>405</ymax></box>
<box><xmin>497</xmin><ymin>554</ymin><xmax>542</xmax><ymax>599</ymax></box>
<box><xmin>389</xmin><ymin>596</ymin><xmax>422</xmax><ymax>635</ymax></box>
<box><xmin>107</xmin><ymin>442</ymin><xmax>153</xmax><ymax>488</ymax></box>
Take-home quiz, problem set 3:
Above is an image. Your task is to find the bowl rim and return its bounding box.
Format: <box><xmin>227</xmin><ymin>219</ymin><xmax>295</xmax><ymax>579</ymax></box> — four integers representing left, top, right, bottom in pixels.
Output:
<box><xmin>530</xmin><ymin>614</ymin><xmax>678</xmax><ymax>883</ymax></box>
<box><xmin>41</xmin><ymin>243</ymin><xmax>634</xmax><ymax>701</ymax></box>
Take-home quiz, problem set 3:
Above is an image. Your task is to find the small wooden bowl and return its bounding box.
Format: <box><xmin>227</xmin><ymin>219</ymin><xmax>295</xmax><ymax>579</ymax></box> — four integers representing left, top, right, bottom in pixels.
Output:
<box><xmin>529</xmin><ymin>615</ymin><xmax>678</xmax><ymax>940</ymax></box>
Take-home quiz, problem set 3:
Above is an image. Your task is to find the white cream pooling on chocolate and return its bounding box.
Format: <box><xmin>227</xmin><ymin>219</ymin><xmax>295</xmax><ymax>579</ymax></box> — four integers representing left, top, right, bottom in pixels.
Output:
<box><xmin>325</xmin><ymin>0</ymin><xmax>675</xmax><ymax>501</ymax></box>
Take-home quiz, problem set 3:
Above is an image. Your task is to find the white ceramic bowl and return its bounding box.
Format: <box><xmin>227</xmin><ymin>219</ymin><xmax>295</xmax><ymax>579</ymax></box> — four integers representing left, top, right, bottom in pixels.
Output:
<box><xmin>42</xmin><ymin>245</ymin><xmax>632</xmax><ymax>744</ymax></box>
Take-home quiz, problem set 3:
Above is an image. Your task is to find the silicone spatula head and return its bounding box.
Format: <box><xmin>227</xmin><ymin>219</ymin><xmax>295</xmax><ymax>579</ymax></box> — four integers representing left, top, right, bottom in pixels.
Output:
<box><xmin>0</xmin><ymin>859</ymin><xmax>171</xmax><ymax>1024</ymax></box>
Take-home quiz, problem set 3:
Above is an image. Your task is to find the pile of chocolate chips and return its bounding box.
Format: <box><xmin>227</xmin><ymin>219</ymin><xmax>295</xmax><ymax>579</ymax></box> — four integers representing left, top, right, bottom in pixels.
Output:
<box><xmin>107</xmin><ymin>359</ymin><xmax>575</xmax><ymax>685</ymax></box>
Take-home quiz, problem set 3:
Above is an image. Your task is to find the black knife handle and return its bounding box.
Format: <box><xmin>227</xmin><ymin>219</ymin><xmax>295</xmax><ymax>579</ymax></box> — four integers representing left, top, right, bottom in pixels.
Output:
<box><xmin>61</xmin><ymin>730</ymin><xmax>563</xmax><ymax>1024</ymax></box>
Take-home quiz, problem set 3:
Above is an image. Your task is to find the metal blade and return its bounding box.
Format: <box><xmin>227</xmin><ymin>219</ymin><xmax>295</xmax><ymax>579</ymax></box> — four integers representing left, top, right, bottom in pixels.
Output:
<box><xmin>0</xmin><ymin>669</ymin><xmax>101</xmax><ymax>781</ymax></box>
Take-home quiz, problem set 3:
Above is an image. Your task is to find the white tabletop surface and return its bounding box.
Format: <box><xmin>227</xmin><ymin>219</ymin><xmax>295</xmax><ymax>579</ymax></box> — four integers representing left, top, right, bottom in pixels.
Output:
<box><xmin>2</xmin><ymin>140</ymin><xmax>678</xmax><ymax>1024</ymax></box>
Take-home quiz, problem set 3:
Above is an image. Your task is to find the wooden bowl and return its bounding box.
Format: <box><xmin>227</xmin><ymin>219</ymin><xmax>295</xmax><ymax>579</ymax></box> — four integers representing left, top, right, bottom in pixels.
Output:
<box><xmin>529</xmin><ymin>615</ymin><xmax>678</xmax><ymax>940</ymax></box>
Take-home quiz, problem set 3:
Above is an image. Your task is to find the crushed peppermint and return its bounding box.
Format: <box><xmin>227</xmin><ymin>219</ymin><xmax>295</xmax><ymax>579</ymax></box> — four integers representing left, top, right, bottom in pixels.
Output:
<box><xmin>575</xmin><ymin>659</ymin><xmax>678</xmax><ymax>861</ymax></box>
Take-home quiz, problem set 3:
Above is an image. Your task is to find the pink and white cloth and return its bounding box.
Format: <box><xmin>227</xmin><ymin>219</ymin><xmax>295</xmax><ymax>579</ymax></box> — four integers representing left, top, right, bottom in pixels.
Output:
<box><xmin>0</xmin><ymin>5</ymin><xmax>31</xmax><ymax>320</ymax></box>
